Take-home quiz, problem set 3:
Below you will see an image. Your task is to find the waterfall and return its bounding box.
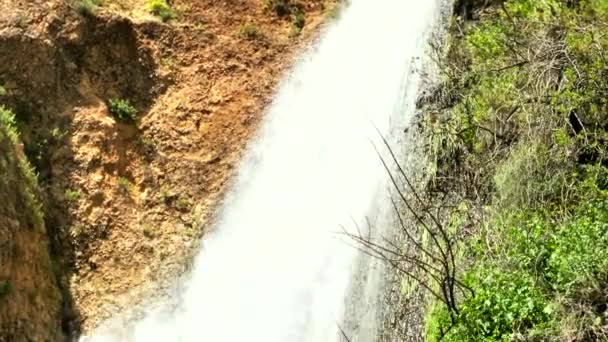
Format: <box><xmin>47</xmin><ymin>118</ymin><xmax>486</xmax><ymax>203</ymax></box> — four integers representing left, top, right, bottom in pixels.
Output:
<box><xmin>87</xmin><ymin>0</ymin><xmax>443</xmax><ymax>340</ymax></box>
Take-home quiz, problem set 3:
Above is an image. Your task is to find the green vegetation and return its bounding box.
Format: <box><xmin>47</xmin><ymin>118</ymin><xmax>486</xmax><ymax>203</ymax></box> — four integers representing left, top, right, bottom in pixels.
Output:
<box><xmin>0</xmin><ymin>280</ymin><xmax>11</xmax><ymax>300</ymax></box>
<box><xmin>117</xmin><ymin>177</ymin><xmax>134</xmax><ymax>194</ymax></box>
<box><xmin>108</xmin><ymin>98</ymin><xmax>138</xmax><ymax>122</ymax></box>
<box><xmin>160</xmin><ymin>186</ymin><xmax>175</xmax><ymax>204</ymax></box>
<box><xmin>76</xmin><ymin>0</ymin><xmax>101</xmax><ymax>16</ymax></box>
<box><xmin>0</xmin><ymin>106</ymin><xmax>44</xmax><ymax>228</ymax></box>
<box><xmin>175</xmin><ymin>196</ymin><xmax>191</xmax><ymax>212</ymax></box>
<box><xmin>146</xmin><ymin>0</ymin><xmax>175</xmax><ymax>22</ymax></box>
<box><xmin>239</xmin><ymin>21</ymin><xmax>262</xmax><ymax>40</ymax></box>
<box><xmin>0</xmin><ymin>106</ymin><xmax>19</xmax><ymax>143</ymax></box>
<box><xmin>50</xmin><ymin>127</ymin><xmax>67</xmax><ymax>141</ymax></box>
<box><xmin>0</xmin><ymin>84</ymin><xmax>6</xmax><ymax>96</ymax></box>
<box><xmin>64</xmin><ymin>189</ymin><xmax>82</xmax><ymax>202</ymax></box>
<box><xmin>401</xmin><ymin>0</ymin><xmax>608</xmax><ymax>340</ymax></box>
<box><xmin>263</xmin><ymin>0</ymin><xmax>308</xmax><ymax>36</ymax></box>
<box><xmin>290</xmin><ymin>9</ymin><xmax>305</xmax><ymax>36</ymax></box>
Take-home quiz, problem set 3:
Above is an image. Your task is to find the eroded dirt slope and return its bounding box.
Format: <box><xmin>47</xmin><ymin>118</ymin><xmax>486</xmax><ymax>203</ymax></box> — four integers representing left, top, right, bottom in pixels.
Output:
<box><xmin>0</xmin><ymin>0</ymin><xmax>341</xmax><ymax>335</ymax></box>
<box><xmin>0</xmin><ymin>113</ymin><xmax>64</xmax><ymax>341</ymax></box>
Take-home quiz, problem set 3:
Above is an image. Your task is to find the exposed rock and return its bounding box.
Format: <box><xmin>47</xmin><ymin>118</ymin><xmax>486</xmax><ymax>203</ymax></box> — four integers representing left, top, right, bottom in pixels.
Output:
<box><xmin>0</xmin><ymin>0</ymin><xmax>335</xmax><ymax>337</ymax></box>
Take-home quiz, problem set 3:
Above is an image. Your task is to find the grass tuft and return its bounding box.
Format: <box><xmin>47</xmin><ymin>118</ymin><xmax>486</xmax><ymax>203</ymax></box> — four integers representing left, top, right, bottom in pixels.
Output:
<box><xmin>239</xmin><ymin>21</ymin><xmax>262</xmax><ymax>40</ymax></box>
<box><xmin>108</xmin><ymin>98</ymin><xmax>138</xmax><ymax>122</ymax></box>
<box><xmin>146</xmin><ymin>0</ymin><xmax>176</xmax><ymax>22</ymax></box>
<box><xmin>76</xmin><ymin>0</ymin><xmax>100</xmax><ymax>16</ymax></box>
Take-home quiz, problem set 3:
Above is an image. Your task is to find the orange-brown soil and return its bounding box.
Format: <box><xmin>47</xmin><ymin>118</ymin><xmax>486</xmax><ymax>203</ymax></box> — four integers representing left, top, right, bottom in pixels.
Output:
<box><xmin>0</xmin><ymin>0</ymin><xmax>342</xmax><ymax>336</ymax></box>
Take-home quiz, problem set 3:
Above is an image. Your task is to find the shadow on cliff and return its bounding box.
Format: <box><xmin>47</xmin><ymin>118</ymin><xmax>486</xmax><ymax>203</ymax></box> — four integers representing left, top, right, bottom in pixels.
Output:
<box><xmin>0</xmin><ymin>9</ymin><xmax>168</xmax><ymax>339</ymax></box>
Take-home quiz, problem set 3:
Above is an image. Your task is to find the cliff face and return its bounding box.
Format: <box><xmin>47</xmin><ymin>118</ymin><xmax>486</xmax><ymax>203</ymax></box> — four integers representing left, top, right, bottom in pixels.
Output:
<box><xmin>0</xmin><ymin>0</ymin><xmax>341</xmax><ymax>338</ymax></box>
<box><xmin>0</xmin><ymin>108</ymin><xmax>63</xmax><ymax>341</ymax></box>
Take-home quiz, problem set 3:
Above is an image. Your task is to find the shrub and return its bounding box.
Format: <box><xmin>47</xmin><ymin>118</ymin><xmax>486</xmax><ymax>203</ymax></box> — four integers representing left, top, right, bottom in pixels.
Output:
<box><xmin>0</xmin><ymin>106</ymin><xmax>43</xmax><ymax>228</ymax></box>
<box><xmin>0</xmin><ymin>84</ymin><xmax>6</xmax><ymax>96</ymax></box>
<box><xmin>77</xmin><ymin>0</ymin><xmax>100</xmax><ymax>16</ymax></box>
<box><xmin>146</xmin><ymin>0</ymin><xmax>175</xmax><ymax>22</ymax></box>
<box><xmin>442</xmin><ymin>269</ymin><xmax>552</xmax><ymax>341</ymax></box>
<box><xmin>64</xmin><ymin>189</ymin><xmax>82</xmax><ymax>202</ymax></box>
<box><xmin>108</xmin><ymin>98</ymin><xmax>138</xmax><ymax>122</ymax></box>
<box><xmin>239</xmin><ymin>22</ymin><xmax>262</xmax><ymax>40</ymax></box>
<box><xmin>428</xmin><ymin>178</ymin><xmax>608</xmax><ymax>341</ymax></box>
<box><xmin>50</xmin><ymin>127</ymin><xmax>67</xmax><ymax>142</ymax></box>
<box><xmin>420</xmin><ymin>0</ymin><xmax>608</xmax><ymax>340</ymax></box>
<box><xmin>0</xmin><ymin>106</ymin><xmax>18</xmax><ymax>143</ymax></box>
<box><xmin>290</xmin><ymin>10</ymin><xmax>305</xmax><ymax>36</ymax></box>
<box><xmin>175</xmin><ymin>197</ymin><xmax>191</xmax><ymax>212</ymax></box>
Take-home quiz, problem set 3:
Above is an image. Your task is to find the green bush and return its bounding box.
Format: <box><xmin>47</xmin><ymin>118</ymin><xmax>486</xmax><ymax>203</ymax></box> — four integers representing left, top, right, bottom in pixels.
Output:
<box><xmin>108</xmin><ymin>98</ymin><xmax>138</xmax><ymax>122</ymax></box>
<box><xmin>64</xmin><ymin>189</ymin><xmax>82</xmax><ymax>202</ymax></box>
<box><xmin>445</xmin><ymin>270</ymin><xmax>551</xmax><ymax>341</ymax></box>
<box><xmin>146</xmin><ymin>0</ymin><xmax>175</xmax><ymax>22</ymax></box>
<box><xmin>547</xmin><ymin>198</ymin><xmax>608</xmax><ymax>292</ymax></box>
<box><xmin>291</xmin><ymin>10</ymin><xmax>305</xmax><ymax>36</ymax></box>
<box><xmin>0</xmin><ymin>106</ymin><xmax>44</xmax><ymax>228</ymax></box>
<box><xmin>428</xmin><ymin>176</ymin><xmax>608</xmax><ymax>340</ymax></box>
<box><xmin>0</xmin><ymin>106</ymin><xmax>18</xmax><ymax>143</ymax></box>
<box><xmin>466</xmin><ymin>21</ymin><xmax>508</xmax><ymax>66</ymax></box>
<box><xmin>175</xmin><ymin>197</ymin><xmax>191</xmax><ymax>212</ymax></box>
<box><xmin>0</xmin><ymin>84</ymin><xmax>6</xmax><ymax>96</ymax></box>
<box><xmin>421</xmin><ymin>0</ymin><xmax>608</xmax><ymax>340</ymax></box>
<box><xmin>77</xmin><ymin>0</ymin><xmax>100</xmax><ymax>16</ymax></box>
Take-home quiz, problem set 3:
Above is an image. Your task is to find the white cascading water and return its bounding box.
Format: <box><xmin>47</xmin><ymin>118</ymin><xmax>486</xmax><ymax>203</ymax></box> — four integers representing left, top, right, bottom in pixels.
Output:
<box><xmin>88</xmin><ymin>0</ymin><xmax>442</xmax><ymax>341</ymax></box>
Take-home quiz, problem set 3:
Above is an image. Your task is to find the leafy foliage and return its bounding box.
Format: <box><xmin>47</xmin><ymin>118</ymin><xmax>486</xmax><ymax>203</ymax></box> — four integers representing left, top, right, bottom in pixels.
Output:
<box><xmin>432</xmin><ymin>183</ymin><xmax>608</xmax><ymax>341</ymax></box>
<box><xmin>291</xmin><ymin>10</ymin><xmax>305</xmax><ymax>36</ymax></box>
<box><xmin>76</xmin><ymin>0</ymin><xmax>100</xmax><ymax>16</ymax></box>
<box><xmin>0</xmin><ymin>106</ymin><xmax>19</xmax><ymax>144</ymax></box>
<box><xmin>422</xmin><ymin>0</ymin><xmax>608</xmax><ymax>340</ymax></box>
<box><xmin>117</xmin><ymin>177</ymin><xmax>134</xmax><ymax>195</ymax></box>
<box><xmin>0</xmin><ymin>106</ymin><xmax>44</xmax><ymax>228</ymax></box>
<box><xmin>146</xmin><ymin>0</ymin><xmax>175</xmax><ymax>22</ymax></box>
<box><xmin>64</xmin><ymin>189</ymin><xmax>82</xmax><ymax>202</ymax></box>
<box><xmin>108</xmin><ymin>98</ymin><xmax>138</xmax><ymax>122</ymax></box>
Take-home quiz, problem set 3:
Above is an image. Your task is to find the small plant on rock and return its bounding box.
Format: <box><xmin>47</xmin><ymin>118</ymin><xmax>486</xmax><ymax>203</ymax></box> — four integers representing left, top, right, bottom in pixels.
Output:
<box><xmin>239</xmin><ymin>21</ymin><xmax>262</xmax><ymax>40</ymax></box>
<box><xmin>77</xmin><ymin>0</ymin><xmax>100</xmax><ymax>16</ymax></box>
<box><xmin>0</xmin><ymin>106</ymin><xmax>18</xmax><ymax>143</ymax></box>
<box><xmin>108</xmin><ymin>98</ymin><xmax>138</xmax><ymax>122</ymax></box>
<box><xmin>64</xmin><ymin>189</ymin><xmax>82</xmax><ymax>202</ymax></box>
<box><xmin>118</xmin><ymin>177</ymin><xmax>134</xmax><ymax>194</ymax></box>
<box><xmin>146</xmin><ymin>0</ymin><xmax>175</xmax><ymax>22</ymax></box>
<box><xmin>290</xmin><ymin>10</ymin><xmax>305</xmax><ymax>36</ymax></box>
<box><xmin>175</xmin><ymin>197</ymin><xmax>191</xmax><ymax>212</ymax></box>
